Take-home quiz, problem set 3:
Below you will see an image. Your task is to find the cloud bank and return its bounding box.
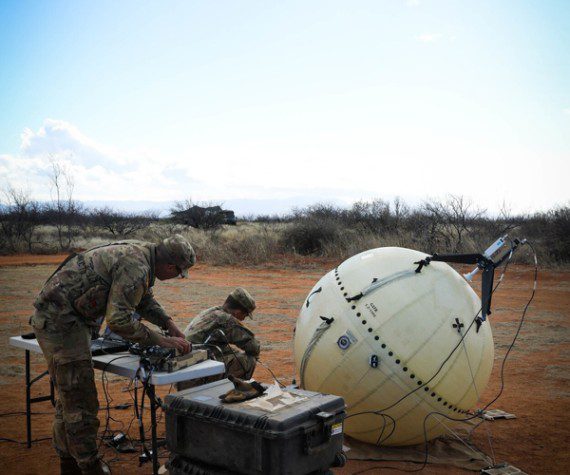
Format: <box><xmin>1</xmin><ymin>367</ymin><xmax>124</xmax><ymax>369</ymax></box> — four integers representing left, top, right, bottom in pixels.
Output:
<box><xmin>1</xmin><ymin>119</ymin><xmax>566</xmax><ymax>215</ymax></box>
<box><xmin>1</xmin><ymin>119</ymin><xmax>198</xmax><ymax>203</ymax></box>
<box><xmin>0</xmin><ymin>119</ymin><xmax>365</xmax><ymax>209</ymax></box>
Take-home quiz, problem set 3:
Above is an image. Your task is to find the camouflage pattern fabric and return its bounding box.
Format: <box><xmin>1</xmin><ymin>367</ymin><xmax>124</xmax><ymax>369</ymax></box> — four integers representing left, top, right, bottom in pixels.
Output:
<box><xmin>177</xmin><ymin>306</ymin><xmax>259</xmax><ymax>390</ymax></box>
<box><xmin>32</xmin><ymin>309</ymin><xmax>100</xmax><ymax>469</ymax></box>
<box><xmin>30</xmin><ymin>241</ymin><xmax>172</xmax><ymax>467</ymax></box>
<box><xmin>33</xmin><ymin>240</ymin><xmax>172</xmax><ymax>347</ymax></box>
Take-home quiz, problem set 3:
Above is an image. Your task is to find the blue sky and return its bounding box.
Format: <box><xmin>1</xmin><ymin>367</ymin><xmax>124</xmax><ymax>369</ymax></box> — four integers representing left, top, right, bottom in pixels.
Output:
<box><xmin>0</xmin><ymin>0</ymin><xmax>568</xmax><ymax>214</ymax></box>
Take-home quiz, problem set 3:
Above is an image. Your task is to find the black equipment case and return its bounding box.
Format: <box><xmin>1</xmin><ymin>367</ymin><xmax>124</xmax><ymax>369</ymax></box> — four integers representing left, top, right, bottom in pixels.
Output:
<box><xmin>164</xmin><ymin>379</ymin><xmax>346</xmax><ymax>475</ymax></box>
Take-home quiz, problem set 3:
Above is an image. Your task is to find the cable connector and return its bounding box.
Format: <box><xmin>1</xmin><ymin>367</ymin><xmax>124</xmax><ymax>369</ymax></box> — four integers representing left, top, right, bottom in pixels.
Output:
<box><xmin>139</xmin><ymin>449</ymin><xmax>153</xmax><ymax>465</ymax></box>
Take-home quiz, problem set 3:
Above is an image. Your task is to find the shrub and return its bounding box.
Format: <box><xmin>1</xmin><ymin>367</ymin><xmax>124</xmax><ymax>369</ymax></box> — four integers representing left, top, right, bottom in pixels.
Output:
<box><xmin>281</xmin><ymin>218</ymin><xmax>342</xmax><ymax>255</ymax></box>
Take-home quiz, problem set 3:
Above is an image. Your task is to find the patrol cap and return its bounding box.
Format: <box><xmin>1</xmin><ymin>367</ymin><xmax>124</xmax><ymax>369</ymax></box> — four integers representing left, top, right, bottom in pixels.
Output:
<box><xmin>228</xmin><ymin>287</ymin><xmax>256</xmax><ymax>317</ymax></box>
<box><xmin>161</xmin><ymin>234</ymin><xmax>196</xmax><ymax>277</ymax></box>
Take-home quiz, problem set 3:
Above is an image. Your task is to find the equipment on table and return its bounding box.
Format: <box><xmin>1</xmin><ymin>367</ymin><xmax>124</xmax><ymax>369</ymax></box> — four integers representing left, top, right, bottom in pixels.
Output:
<box><xmin>21</xmin><ymin>333</ymin><xmax>130</xmax><ymax>358</ymax></box>
<box><xmin>90</xmin><ymin>337</ymin><xmax>130</xmax><ymax>356</ymax></box>
<box><xmin>164</xmin><ymin>379</ymin><xmax>346</xmax><ymax>475</ymax></box>
<box><xmin>129</xmin><ymin>344</ymin><xmax>208</xmax><ymax>372</ymax></box>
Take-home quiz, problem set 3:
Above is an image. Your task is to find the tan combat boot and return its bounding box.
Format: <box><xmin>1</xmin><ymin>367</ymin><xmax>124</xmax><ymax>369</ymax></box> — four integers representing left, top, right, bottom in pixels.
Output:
<box><xmin>219</xmin><ymin>375</ymin><xmax>266</xmax><ymax>403</ymax></box>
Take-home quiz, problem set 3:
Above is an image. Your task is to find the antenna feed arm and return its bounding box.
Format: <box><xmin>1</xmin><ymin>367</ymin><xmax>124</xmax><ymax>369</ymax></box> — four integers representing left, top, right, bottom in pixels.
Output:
<box><xmin>414</xmin><ymin>253</ymin><xmax>490</xmax><ymax>274</ymax></box>
<box><xmin>414</xmin><ymin>252</ymin><xmax>495</xmax><ymax>331</ymax></box>
<box><xmin>414</xmin><ymin>236</ymin><xmax>527</xmax><ymax>332</ymax></box>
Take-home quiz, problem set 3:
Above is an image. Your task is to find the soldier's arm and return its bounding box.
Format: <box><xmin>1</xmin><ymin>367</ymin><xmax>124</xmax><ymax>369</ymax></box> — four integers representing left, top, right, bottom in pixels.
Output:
<box><xmin>225</xmin><ymin>319</ymin><xmax>261</xmax><ymax>357</ymax></box>
<box><xmin>105</xmin><ymin>262</ymin><xmax>163</xmax><ymax>346</ymax></box>
<box><xmin>136</xmin><ymin>289</ymin><xmax>172</xmax><ymax>331</ymax></box>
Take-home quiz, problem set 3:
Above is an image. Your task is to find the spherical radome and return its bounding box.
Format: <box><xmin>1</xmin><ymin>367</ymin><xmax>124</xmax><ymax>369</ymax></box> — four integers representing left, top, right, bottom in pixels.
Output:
<box><xmin>294</xmin><ymin>247</ymin><xmax>494</xmax><ymax>446</ymax></box>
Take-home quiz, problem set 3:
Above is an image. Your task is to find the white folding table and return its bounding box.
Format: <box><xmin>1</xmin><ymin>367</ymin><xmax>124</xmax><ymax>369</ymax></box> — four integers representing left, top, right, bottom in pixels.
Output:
<box><xmin>9</xmin><ymin>336</ymin><xmax>225</xmax><ymax>475</ymax></box>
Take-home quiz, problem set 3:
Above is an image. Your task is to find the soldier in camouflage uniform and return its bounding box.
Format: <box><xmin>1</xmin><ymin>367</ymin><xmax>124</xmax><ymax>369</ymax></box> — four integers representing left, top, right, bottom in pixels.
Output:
<box><xmin>30</xmin><ymin>235</ymin><xmax>195</xmax><ymax>475</ymax></box>
<box><xmin>179</xmin><ymin>288</ymin><xmax>258</xmax><ymax>390</ymax></box>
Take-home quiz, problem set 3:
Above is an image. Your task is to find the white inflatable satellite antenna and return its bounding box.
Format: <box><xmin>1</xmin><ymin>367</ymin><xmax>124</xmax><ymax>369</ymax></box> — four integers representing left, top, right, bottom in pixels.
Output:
<box><xmin>294</xmin><ymin>237</ymin><xmax>527</xmax><ymax>446</ymax></box>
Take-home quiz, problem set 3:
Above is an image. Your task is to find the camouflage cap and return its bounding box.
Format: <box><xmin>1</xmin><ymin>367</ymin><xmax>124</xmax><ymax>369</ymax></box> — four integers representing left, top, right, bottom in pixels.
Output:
<box><xmin>229</xmin><ymin>287</ymin><xmax>256</xmax><ymax>317</ymax></box>
<box><xmin>161</xmin><ymin>234</ymin><xmax>196</xmax><ymax>277</ymax></box>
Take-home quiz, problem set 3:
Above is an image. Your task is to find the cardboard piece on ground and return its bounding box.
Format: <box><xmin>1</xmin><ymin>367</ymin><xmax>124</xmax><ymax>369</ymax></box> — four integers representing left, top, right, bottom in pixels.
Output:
<box><xmin>344</xmin><ymin>434</ymin><xmax>492</xmax><ymax>471</ymax></box>
<box><xmin>481</xmin><ymin>409</ymin><xmax>517</xmax><ymax>421</ymax></box>
<box><xmin>481</xmin><ymin>463</ymin><xmax>528</xmax><ymax>474</ymax></box>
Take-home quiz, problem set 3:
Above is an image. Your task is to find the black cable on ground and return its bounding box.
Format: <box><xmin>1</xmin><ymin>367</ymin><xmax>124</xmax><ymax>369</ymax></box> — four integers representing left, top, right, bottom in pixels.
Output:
<box><xmin>0</xmin><ymin>411</ymin><xmax>52</xmax><ymax>417</ymax></box>
<box><xmin>347</xmin><ymin>242</ymin><xmax>537</xmax><ymax>474</ymax></box>
<box><xmin>98</xmin><ymin>355</ymin><xmax>132</xmax><ymax>450</ymax></box>
<box><xmin>346</xmin><ymin>244</ymin><xmax>516</xmax><ymax>425</ymax></box>
<box><xmin>0</xmin><ymin>436</ymin><xmax>52</xmax><ymax>444</ymax></box>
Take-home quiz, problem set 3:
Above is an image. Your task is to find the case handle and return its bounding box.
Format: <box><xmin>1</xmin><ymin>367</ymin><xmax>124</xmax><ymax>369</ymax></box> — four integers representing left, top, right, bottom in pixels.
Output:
<box><xmin>304</xmin><ymin>412</ymin><xmax>335</xmax><ymax>455</ymax></box>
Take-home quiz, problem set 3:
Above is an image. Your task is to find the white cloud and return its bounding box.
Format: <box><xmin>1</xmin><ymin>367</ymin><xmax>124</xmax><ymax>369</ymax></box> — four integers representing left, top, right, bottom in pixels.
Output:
<box><xmin>2</xmin><ymin>119</ymin><xmax>345</xmax><ymax>206</ymax></box>
<box><xmin>1</xmin><ymin>119</ymin><xmax>192</xmax><ymax>202</ymax></box>
<box><xmin>20</xmin><ymin>119</ymin><xmax>129</xmax><ymax>169</ymax></box>
<box><xmin>0</xmin><ymin>118</ymin><xmax>566</xmax><ymax>215</ymax></box>
<box><xmin>416</xmin><ymin>33</ymin><xmax>443</xmax><ymax>43</ymax></box>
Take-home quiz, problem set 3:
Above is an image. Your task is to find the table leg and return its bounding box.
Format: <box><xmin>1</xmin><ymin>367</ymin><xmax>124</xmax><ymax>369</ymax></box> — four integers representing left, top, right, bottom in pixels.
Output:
<box><xmin>25</xmin><ymin>350</ymin><xmax>32</xmax><ymax>448</ymax></box>
<box><xmin>148</xmin><ymin>384</ymin><xmax>159</xmax><ymax>475</ymax></box>
<box><xmin>23</xmin><ymin>350</ymin><xmax>55</xmax><ymax>448</ymax></box>
<box><xmin>50</xmin><ymin>378</ymin><xmax>55</xmax><ymax>406</ymax></box>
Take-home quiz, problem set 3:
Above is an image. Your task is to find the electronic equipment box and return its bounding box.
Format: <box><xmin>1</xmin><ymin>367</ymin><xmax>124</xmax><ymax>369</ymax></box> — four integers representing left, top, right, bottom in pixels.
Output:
<box><xmin>165</xmin><ymin>379</ymin><xmax>346</xmax><ymax>475</ymax></box>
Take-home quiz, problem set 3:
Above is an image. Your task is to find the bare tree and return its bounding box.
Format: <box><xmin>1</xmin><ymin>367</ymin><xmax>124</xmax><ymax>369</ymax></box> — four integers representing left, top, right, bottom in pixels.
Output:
<box><xmin>171</xmin><ymin>198</ymin><xmax>194</xmax><ymax>214</ymax></box>
<box><xmin>392</xmin><ymin>197</ymin><xmax>409</xmax><ymax>225</ymax></box>
<box><xmin>0</xmin><ymin>185</ymin><xmax>40</xmax><ymax>252</ymax></box>
<box><xmin>419</xmin><ymin>197</ymin><xmax>449</xmax><ymax>251</ymax></box>
<box><xmin>91</xmin><ymin>207</ymin><xmax>157</xmax><ymax>237</ymax></box>
<box><xmin>49</xmin><ymin>159</ymin><xmax>81</xmax><ymax>250</ymax></box>
<box><xmin>349</xmin><ymin>199</ymin><xmax>391</xmax><ymax>232</ymax></box>
<box><xmin>444</xmin><ymin>195</ymin><xmax>485</xmax><ymax>252</ymax></box>
<box><xmin>420</xmin><ymin>195</ymin><xmax>485</xmax><ymax>252</ymax></box>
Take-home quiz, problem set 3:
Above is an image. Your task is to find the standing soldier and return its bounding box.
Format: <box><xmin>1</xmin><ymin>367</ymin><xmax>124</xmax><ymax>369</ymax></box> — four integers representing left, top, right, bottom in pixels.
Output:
<box><xmin>31</xmin><ymin>235</ymin><xmax>195</xmax><ymax>475</ymax></box>
<box><xmin>180</xmin><ymin>288</ymin><xmax>258</xmax><ymax>389</ymax></box>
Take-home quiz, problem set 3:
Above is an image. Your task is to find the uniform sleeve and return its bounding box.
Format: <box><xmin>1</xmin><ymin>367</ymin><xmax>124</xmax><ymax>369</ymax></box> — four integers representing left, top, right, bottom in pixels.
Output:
<box><xmin>136</xmin><ymin>288</ymin><xmax>172</xmax><ymax>330</ymax></box>
<box><xmin>224</xmin><ymin>319</ymin><xmax>260</xmax><ymax>357</ymax></box>
<box><xmin>105</xmin><ymin>260</ymin><xmax>163</xmax><ymax>346</ymax></box>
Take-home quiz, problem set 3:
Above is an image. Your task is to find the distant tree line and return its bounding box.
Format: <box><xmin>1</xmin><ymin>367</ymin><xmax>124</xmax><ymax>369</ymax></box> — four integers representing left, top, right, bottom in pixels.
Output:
<box><xmin>274</xmin><ymin>197</ymin><xmax>569</xmax><ymax>264</ymax></box>
<box><xmin>0</xmin><ymin>178</ymin><xmax>568</xmax><ymax>264</ymax></box>
<box><xmin>0</xmin><ymin>186</ymin><xmax>159</xmax><ymax>253</ymax></box>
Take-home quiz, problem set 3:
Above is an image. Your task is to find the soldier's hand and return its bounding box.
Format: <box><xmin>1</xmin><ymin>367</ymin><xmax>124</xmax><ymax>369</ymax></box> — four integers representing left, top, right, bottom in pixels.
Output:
<box><xmin>165</xmin><ymin>319</ymin><xmax>186</xmax><ymax>339</ymax></box>
<box><xmin>159</xmin><ymin>336</ymin><xmax>191</xmax><ymax>355</ymax></box>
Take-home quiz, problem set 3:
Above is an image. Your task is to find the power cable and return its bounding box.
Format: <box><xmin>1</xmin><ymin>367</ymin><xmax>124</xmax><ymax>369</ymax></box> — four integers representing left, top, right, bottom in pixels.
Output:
<box><xmin>98</xmin><ymin>355</ymin><xmax>132</xmax><ymax>450</ymax></box>
<box><xmin>0</xmin><ymin>436</ymin><xmax>51</xmax><ymax>444</ymax></box>
<box><xmin>347</xmin><ymin>241</ymin><xmax>537</xmax><ymax>473</ymax></box>
<box><xmin>347</xmin><ymin>241</ymin><xmax>515</xmax><ymax>423</ymax></box>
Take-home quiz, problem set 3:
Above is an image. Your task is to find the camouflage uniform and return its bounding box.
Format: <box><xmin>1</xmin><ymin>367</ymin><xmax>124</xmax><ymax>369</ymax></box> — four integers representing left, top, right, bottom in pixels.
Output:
<box><xmin>31</xmin><ymin>240</ymin><xmax>175</xmax><ymax>470</ymax></box>
<box><xmin>183</xmin><ymin>306</ymin><xmax>260</xmax><ymax>383</ymax></box>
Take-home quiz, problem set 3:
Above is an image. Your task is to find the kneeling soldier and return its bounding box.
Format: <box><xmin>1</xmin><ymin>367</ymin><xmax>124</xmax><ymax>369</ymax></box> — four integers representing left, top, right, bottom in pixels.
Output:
<box><xmin>180</xmin><ymin>288</ymin><xmax>258</xmax><ymax>389</ymax></box>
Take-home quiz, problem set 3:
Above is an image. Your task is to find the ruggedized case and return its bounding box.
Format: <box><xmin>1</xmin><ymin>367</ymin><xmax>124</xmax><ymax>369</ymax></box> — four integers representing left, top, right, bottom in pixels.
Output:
<box><xmin>164</xmin><ymin>379</ymin><xmax>346</xmax><ymax>475</ymax></box>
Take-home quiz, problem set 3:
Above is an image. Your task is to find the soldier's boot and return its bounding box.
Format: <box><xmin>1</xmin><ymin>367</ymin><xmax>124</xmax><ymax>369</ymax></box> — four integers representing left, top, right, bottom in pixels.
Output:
<box><xmin>81</xmin><ymin>460</ymin><xmax>111</xmax><ymax>475</ymax></box>
<box><xmin>60</xmin><ymin>456</ymin><xmax>82</xmax><ymax>475</ymax></box>
<box><xmin>219</xmin><ymin>375</ymin><xmax>266</xmax><ymax>403</ymax></box>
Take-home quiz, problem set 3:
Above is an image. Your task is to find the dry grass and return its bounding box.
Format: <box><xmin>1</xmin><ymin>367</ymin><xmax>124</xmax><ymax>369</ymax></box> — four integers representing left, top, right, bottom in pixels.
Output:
<box><xmin>4</xmin><ymin>214</ymin><xmax>567</xmax><ymax>268</ymax></box>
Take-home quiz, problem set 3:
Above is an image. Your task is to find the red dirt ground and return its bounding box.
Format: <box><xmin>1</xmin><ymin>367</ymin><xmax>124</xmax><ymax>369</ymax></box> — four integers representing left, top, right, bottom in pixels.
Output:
<box><xmin>0</xmin><ymin>255</ymin><xmax>568</xmax><ymax>474</ymax></box>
